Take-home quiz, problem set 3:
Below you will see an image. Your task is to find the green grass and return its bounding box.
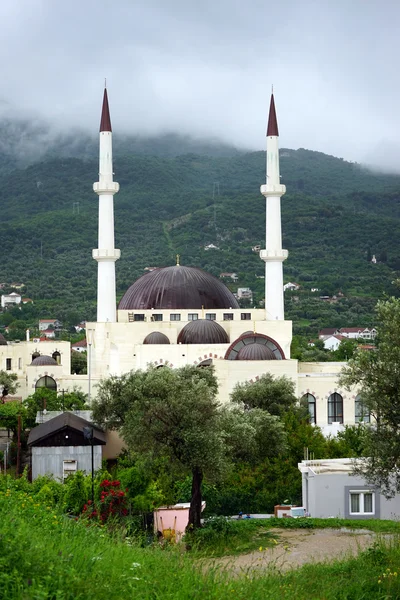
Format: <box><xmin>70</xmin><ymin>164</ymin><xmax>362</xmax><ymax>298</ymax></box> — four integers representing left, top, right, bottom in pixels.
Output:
<box><xmin>261</xmin><ymin>516</ymin><xmax>400</xmax><ymax>533</ymax></box>
<box><xmin>2</xmin><ymin>490</ymin><xmax>400</xmax><ymax>599</ymax></box>
<box><xmin>187</xmin><ymin>517</ymin><xmax>279</xmax><ymax>557</ymax></box>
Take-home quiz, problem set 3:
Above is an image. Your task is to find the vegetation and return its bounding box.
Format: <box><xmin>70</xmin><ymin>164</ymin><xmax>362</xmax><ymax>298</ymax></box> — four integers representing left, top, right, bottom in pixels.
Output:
<box><xmin>341</xmin><ymin>297</ymin><xmax>400</xmax><ymax>497</ymax></box>
<box><xmin>1</xmin><ymin>132</ymin><xmax>400</xmax><ymax>339</ymax></box>
<box><xmin>0</xmin><ymin>370</ymin><xmax>19</xmax><ymax>403</ymax></box>
<box><xmin>92</xmin><ymin>366</ymin><xmax>287</xmax><ymax>529</ymax></box>
<box><xmin>2</xmin><ymin>486</ymin><xmax>400</xmax><ymax>599</ymax></box>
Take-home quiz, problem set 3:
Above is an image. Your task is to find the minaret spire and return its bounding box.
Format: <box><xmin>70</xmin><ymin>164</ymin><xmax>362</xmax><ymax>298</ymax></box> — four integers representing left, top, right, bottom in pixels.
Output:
<box><xmin>266</xmin><ymin>93</ymin><xmax>279</xmax><ymax>137</ymax></box>
<box><xmin>259</xmin><ymin>91</ymin><xmax>288</xmax><ymax>320</ymax></box>
<box><xmin>100</xmin><ymin>87</ymin><xmax>112</xmax><ymax>132</ymax></box>
<box><xmin>93</xmin><ymin>86</ymin><xmax>120</xmax><ymax>322</ymax></box>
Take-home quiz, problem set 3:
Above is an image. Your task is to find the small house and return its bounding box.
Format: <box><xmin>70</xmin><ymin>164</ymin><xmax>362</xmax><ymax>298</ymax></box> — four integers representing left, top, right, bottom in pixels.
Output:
<box><xmin>28</xmin><ymin>412</ymin><xmax>106</xmax><ymax>480</ymax></box>
<box><xmin>299</xmin><ymin>458</ymin><xmax>400</xmax><ymax>519</ymax></box>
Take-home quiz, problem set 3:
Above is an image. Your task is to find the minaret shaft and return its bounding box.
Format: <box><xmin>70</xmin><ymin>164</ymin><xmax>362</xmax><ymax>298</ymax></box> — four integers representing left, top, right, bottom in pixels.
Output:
<box><xmin>260</xmin><ymin>94</ymin><xmax>288</xmax><ymax>321</ymax></box>
<box><xmin>93</xmin><ymin>92</ymin><xmax>120</xmax><ymax>323</ymax></box>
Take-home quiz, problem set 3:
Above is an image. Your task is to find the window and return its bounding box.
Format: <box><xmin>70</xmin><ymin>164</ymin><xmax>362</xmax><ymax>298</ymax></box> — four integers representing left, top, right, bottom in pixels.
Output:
<box><xmin>328</xmin><ymin>393</ymin><xmax>343</xmax><ymax>424</ymax></box>
<box><xmin>52</xmin><ymin>351</ymin><xmax>61</xmax><ymax>365</ymax></box>
<box><xmin>128</xmin><ymin>312</ymin><xmax>134</xmax><ymax>322</ymax></box>
<box><xmin>170</xmin><ymin>314</ymin><xmax>181</xmax><ymax>321</ymax></box>
<box><xmin>6</xmin><ymin>358</ymin><xmax>11</xmax><ymax>371</ymax></box>
<box><xmin>152</xmin><ymin>314</ymin><xmax>163</xmax><ymax>322</ymax></box>
<box><xmin>241</xmin><ymin>313</ymin><xmax>251</xmax><ymax>321</ymax></box>
<box><xmin>133</xmin><ymin>314</ymin><xmax>145</xmax><ymax>322</ymax></box>
<box><xmin>18</xmin><ymin>358</ymin><xmax>22</xmax><ymax>370</ymax></box>
<box><xmin>206</xmin><ymin>313</ymin><xmax>216</xmax><ymax>321</ymax></box>
<box><xmin>355</xmin><ymin>395</ymin><xmax>370</xmax><ymax>423</ymax></box>
<box><xmin>35</xmin><ymin>376</ymin><xmax>57</xmax><ymax>392</ymax></box>
<box><xmin>223</xmin><ymin>313</ymin><xmax>234</xmax><ymax>321</ymax></box>
<box><xmin>349</xmin><ymin>491</ymin><xmax>374</xmax><ymax>515</ymax></box>
<box><xmin>63</xmin><ymin>460</ymin><xmax>77</xmax><ymax>480</ymax></box>
<box><xmin>188</xmin><ymin>313</ymin><xmax>198</xmax><ymax>321</ymax></box>
<box><xmin>302</xmin><ymin>393</ymin><xmax>316</xmax><ymax>424</ymax></box>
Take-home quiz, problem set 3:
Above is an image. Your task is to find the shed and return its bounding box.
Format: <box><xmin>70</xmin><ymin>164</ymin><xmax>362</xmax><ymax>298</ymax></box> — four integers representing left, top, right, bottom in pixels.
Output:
<box><xmin>28</xmin><ymin>412</ymin><xmax>106</xmax><ymax>481</ymax></box>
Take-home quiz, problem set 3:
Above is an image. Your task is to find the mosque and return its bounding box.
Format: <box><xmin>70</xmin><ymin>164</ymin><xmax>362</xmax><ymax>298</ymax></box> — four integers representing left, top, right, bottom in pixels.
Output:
<box><xmin>0</xmin><ymin>89</ymin><xmax>365</xmax><ymax>435</ymax></box>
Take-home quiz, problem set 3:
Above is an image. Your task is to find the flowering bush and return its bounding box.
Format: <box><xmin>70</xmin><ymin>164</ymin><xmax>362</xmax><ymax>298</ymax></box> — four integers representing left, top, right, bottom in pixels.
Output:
<box><xmin>82</xmin><ymin>479</ymin><xmax>129</xmax><ymax>523</ymax></box>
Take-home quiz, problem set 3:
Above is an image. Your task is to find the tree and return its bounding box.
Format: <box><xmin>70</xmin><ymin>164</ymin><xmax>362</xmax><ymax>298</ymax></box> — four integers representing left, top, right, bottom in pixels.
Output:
<box><xmin>333</xmin><ymin>338</ymin><xmax>358</xmax><ymax>361</ymax></box>
<box><xmin>92</xmin><ymin>366</ymin><xmax>287</xmax><ymax>530</ymax></box>
<box><xmin>71</xmin><ymin>351</ymin><xmax>87</xmax><ymax>374</ymax></box>
<box><xmin>24</xmin><ymin>386</ymin><xmax>87</xmax><ymax>427</ymax></box>
<box><xmin>230</xmin><ymin>373</ymin><xmax>297</xmax><ymax>416</ymax></box>
<box><xmin>340</xmin><ymin>297</ymin><xmax>400</xmax><ymax>497</ymax></box>
<box><xmin>0</xmin><ymin>371</ymin><xmax>19</xmax><ymax>403</ymax></box>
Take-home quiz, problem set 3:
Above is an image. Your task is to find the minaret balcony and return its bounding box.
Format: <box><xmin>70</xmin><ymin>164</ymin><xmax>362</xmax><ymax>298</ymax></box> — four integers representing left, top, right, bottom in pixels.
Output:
<box><xmin>260</xmin><ymin>183</ymin><xmax>286</xmax><ymax>197</ymax></box>
<box><xmin>93</xmin><ymin>181</ymin><xmax>120</xmax><ymax>194</ymax></box>
<box><xmin>92</xmin><ymin>249</ymin><xmax>121</xmax><ymax>261</ymax></box>
<box><xmin>260</xmin><ymin>249</ymin><xmax>288</xmax><ymax>262</ymax></box>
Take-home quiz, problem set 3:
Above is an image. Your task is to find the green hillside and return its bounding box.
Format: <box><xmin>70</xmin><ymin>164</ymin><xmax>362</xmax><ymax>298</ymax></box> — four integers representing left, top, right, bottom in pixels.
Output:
<box><xmin>1</xmin><ymin>131</ymin><xmax>400</xmax><ymax>337</ymax></box>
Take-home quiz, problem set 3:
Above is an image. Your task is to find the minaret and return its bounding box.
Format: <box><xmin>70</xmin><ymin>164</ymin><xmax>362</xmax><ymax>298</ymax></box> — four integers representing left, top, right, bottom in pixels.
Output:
<box><xmin>260</xmin><ymin>92</ymin><xmax>288</xmax><ymax>320</ymax></box>
<box><xmin>93</xmin><ymin>86</ymin><xmax>120</xmax><ymax>322</ymax></box>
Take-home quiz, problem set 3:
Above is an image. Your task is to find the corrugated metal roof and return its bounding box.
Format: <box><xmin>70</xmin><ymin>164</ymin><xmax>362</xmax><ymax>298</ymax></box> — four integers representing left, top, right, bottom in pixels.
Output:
<box><xmin>28</xmin><ymin>412</ymin><xmax>106</xmax><ymax>446</ymax></box>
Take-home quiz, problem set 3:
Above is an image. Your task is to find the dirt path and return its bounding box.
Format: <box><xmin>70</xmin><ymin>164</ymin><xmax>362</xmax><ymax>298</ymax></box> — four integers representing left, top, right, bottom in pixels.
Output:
<box><xmin>210</xmin><ymin>528</ymin><xmax>387</xmax><ymax>575</ymax></box>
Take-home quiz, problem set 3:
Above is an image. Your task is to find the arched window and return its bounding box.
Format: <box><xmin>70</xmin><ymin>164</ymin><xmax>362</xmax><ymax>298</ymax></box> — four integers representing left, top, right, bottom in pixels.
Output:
<box><xmin>197</xmin><ymin>359</ymin><xmax>213</xmax><ymax>367</ymax></box>
<box><xmin>302</xmin><ymin>393</ymin><xmax>316</xmax><ymax>424</ymax></box>
<box><xmin>328</xmin><ymin>393</ymin><xmax>343</xmax><ymax>424</ymax></box>
<box><xmin>52</xmin><ymin>351</ymin><xmax>61</xmax><ymax>365</ymax></box>
<box><xmin>355</xmin><ymin>395</ymin><xmax>370</xmax><ymax>423</ymax></box>
<box><xmin>32</xmin><ymin>351</ymin><xmax>40</xmax><ymax>362</ymax></box>
<box><xmin>35</xmin><ymin>376</ymin><xmax>57</xmax><ymax>392</ymax></box>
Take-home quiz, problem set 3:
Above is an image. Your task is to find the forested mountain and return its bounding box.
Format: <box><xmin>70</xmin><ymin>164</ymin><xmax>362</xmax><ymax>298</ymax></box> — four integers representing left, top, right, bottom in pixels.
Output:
<box><xmin>1</xmin><ymin>124</ymin><xmax>400</xmax><ymax>337</ymax></box>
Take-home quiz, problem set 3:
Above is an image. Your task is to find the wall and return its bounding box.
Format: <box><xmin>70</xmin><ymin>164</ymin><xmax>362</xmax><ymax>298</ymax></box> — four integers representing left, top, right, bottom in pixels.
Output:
<box><xmin>303</xmin><ymin>469</ymin><xmax>400</xmax><ymax>519</ymax></box>
<box><xmin>32</xmin><ymin>445</ymin><xmax>102</xmax><ymax>480</ymax></box>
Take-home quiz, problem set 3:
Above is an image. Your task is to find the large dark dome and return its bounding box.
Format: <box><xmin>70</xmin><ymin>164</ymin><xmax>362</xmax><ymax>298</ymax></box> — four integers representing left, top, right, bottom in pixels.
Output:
<box><xmin>118</xmin><ymin>266</ymin><xmax>239</xmax><ymax>310</ymax></box>
<box><xmin>178</xmin><ymin>319</ymin><xmax>229</xmax><ymax>344</ymax></box>
<box><xmin>237</xmin><ymin>344</ymin><xmax>276</xmax><ymax>360</ymax></box>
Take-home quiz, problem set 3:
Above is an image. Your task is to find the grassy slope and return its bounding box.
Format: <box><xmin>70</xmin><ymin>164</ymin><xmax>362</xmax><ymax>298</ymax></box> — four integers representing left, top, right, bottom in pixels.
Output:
<box><xmin>2</xmin><ymin>490</ymin><xmax>400</xmax><ymax>600</ymax></box>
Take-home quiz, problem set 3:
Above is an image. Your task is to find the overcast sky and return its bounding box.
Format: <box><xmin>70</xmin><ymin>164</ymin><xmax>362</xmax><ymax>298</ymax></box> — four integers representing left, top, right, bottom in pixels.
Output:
<box><xmin>1</xmin><ymin>0</ymin><xmax>399</xmax><ymax>167</ymax></box>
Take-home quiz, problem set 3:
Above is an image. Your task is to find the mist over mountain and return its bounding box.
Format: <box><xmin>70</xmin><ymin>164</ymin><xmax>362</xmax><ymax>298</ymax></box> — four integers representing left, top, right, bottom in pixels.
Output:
<box><xmin>0</xmin><ymin>116</ymin><xmax>245</xmax><ymax>177</ymax></box>
<box><xmin>1</xmin><ymin>123</ymin><xmax>400</xmax><ymax>337</ymax></box>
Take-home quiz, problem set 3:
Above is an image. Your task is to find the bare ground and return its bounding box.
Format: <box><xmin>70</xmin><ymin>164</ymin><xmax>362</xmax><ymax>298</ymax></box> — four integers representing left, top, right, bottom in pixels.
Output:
<box><xmin>208</xmin><ymin>528</ymin><xmax>389</xmax><ymax>575</ymax></box>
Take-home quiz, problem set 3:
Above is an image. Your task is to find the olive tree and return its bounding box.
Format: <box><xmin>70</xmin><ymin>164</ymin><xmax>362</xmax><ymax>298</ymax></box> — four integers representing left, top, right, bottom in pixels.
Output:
<box><xmin>92</xmin><ymin>365</ymin><xmax>287</xmax><ymax>529</ymax></box>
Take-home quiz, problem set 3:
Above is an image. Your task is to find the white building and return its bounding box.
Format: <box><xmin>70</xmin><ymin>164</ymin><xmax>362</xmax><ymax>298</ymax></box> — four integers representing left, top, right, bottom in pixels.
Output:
<box><xmin>321</xmin><ymin>334</ymin><xmax>346</xmax><ymax>351</ymax></box>
<box><xmin>81</xmin><ymin>89</ymin><xmax>358</xmax><ymax>435</ymax></box>
<box><xmin>299</xmin><ymin>459</ymin><xmax>400</xmax><ymax>519</ymax></box>
<box><xmin>0</xmin><ymin>89</ymin><xmax>366</xmax><ymax>437</ymax></box>
<box><xmin>39</xmin><ymin>319</ymin><xmax>61</xmax><ymax>332</ymax></box>
<box><xmin>339</xmin><ymin>328</ymin><xmax>377</xmax><ymax>340</ymax></box>
<box><xmin>1</xmin><ymin>292</ymin><xmax>21</xmax><ymax>308</ymax></box>
<box><xmin>283</xmin><ymin>282</ymin><xmax>300</xmax><ymax>292</ymax></box>
<box><xmin>237</xmin><ymin>287</ymin><xmax>253</xmax><ymax>301</ymax></box>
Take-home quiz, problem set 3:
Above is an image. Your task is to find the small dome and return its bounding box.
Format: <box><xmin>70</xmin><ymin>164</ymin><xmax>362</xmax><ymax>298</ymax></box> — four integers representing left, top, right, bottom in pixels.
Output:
<box><xmin>178</xmin><ymin>319</ymin><xmax>229</xmax><ymax>344</ymax></box>
<box><xmin>143</xmin><ymin>332</ymin><xmax>170</xmax><ymax>344</ymax></box>
<box><xmin>0</xmin><ymin>333</ymin><xmax>7</xmax><ymax>346</ymax></box>
<box><xmin>30</xmin><ymin>355</ymin><xmax>58</xmax><ymax>367</ymax></box>
<box><xmin>119</xmin><ymin>265</ymin><xmax>239</xmax><ymax>310</ymax></box>
<box><xmin>237</xmin><ymin>344</ymin><xmax>277</xmax><ymax>360</ymax></box>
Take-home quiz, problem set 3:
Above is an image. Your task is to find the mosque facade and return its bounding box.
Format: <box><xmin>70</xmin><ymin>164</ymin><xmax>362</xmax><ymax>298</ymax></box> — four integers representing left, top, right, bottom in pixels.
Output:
<box><xmin>1</xmin><ymin>89</ymin><xmax>363</xmax><ymax>435</ymax></box>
